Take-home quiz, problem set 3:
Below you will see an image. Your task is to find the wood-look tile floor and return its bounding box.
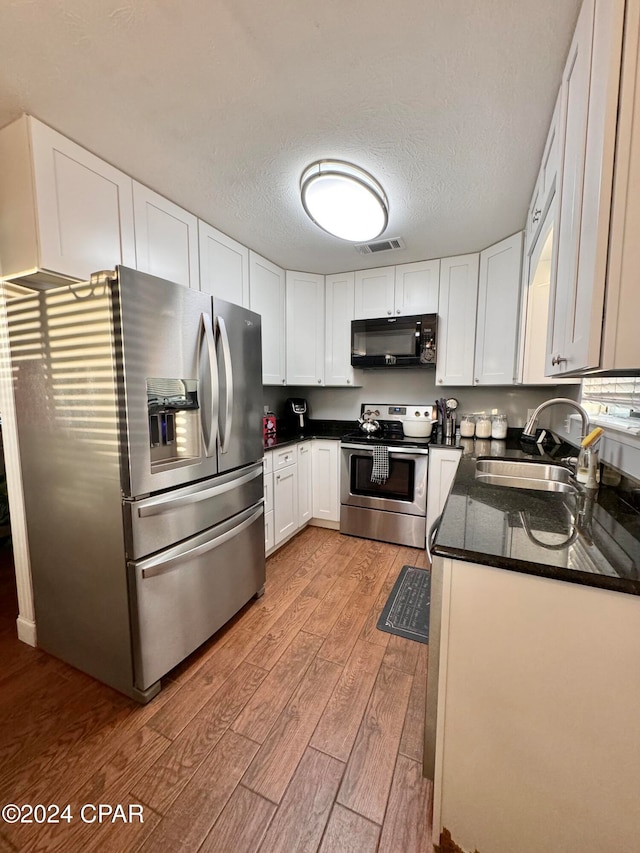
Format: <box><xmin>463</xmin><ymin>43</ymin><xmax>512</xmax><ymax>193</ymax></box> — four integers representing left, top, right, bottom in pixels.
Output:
<box><xmin>0</xmin><ymin>529</ymin><xmax>433</xmax><ymax>853</ymax></box>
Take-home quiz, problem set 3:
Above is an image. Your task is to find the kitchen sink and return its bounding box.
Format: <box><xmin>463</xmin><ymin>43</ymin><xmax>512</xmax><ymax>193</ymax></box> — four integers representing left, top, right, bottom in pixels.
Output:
<box><xmin>475</xmin><ymin>459</ymin><xmax>578</xmax><ymax>494</ymax></box>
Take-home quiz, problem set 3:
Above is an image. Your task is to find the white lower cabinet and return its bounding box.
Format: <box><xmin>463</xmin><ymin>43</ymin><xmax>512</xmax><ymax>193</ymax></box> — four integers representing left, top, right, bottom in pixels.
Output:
<box><xmin>297</xmin><ymin>442</ymin><xmax>313</xmax><ymax>526</ymax></box>
<box><xmin>274</xmin><ymin>462</ymin><xmax>298</xmax><ymax>547</ymax></box>
<box><xmin>432</xmin><ymin>557</ymin><xmax>640</xmax><ymax>853</ymax></box>
<box><xmin>263</xmin><ymin>459</ymin><xmax>274</xmax><ymax>553</ymax></box>
<box><xmin>311</xmin><ymin>440</ymin><xmax>340</xmax><ymax>524</ymax></box>
<box><xmin>426</xmin><ymin>447</ymin><xmax>462</xmax><ymax>549</ymax></box>
<box><xmin>264</xmin><ymin>505</ymin><xmax>274</xmax><ymax>553</ymax></box>
<box><xmin>264</xmin><ymin>439</ymin><xmax>340</xmax><ymax>555</ymax></box>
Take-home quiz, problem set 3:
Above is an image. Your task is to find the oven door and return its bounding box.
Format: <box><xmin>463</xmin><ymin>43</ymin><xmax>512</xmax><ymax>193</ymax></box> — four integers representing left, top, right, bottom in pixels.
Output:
<box><xmin>340</xmin><ymin>443</ymin><xmax>428</xmax><ymax>516</ymax></box>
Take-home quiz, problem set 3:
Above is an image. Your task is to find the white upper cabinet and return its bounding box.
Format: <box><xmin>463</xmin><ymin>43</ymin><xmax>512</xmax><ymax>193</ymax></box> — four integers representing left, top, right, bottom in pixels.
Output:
<box><xmin>133</xmin><ymin>182</ymin><xmax>199</xmax><ymax>289</ymax></box>
<box><xmin>0</xmin><ymin>115</ymin><xmax>135</xmax><ymax>285</ymax></box>
<box><xmin>394</xmin><ymin>260</ymin><xmax>440</xmax><ymax>315</ymax></box>
<box><xmin>435</xmin><ymin>254</ymin><xmax>480</xmax><ymax>387</ymax></box>
<box><xmin>198</xmin><ymin>221</ymin><xmax>249</xmax><ymax>306</ymax></box>
<box><xmin>354</xmin><ymin>261</ymin><xmax>439</xmax><ymax>319</ymax></box>
<box><xmin>519</xmin><ymin>206</ymin><xmax>580</xmax><ymax>385</ymax></box>
<box><xmin>285</xmin><ymin>270</ymin><xmax>325</xmax><ymax>386</ymax></box>
<box><xmin>474</xmin><ymin>233</ymin><xmax>523</xmax><ymax>385</ymax></box>
<box><xmin>353</xmin><ymin>266</ymin><xmax>396</xmax><ymax>318</ymax></box>
<box><xmin>601</xmin><ymin>0</ymin><xmax>640</xmax><ymax>371</ymax></box>
<box><xmin>325</xmin><ymin>272</ymin><xmax>356</xmax><ymax>386</ymax></box>
<box><xmin>249</xmin><ymin>251</ymin><xmax>286</xmax><ymax>385</ymax></box>
<box><xmin>546</xmin><ymin>0</ymin><xmax>624</xmax><ymax>376</ymax></box>
<box><xmin>526</xmin><ymin>90</ymin><xmax>561</xmax><ymax>256</ymax></box>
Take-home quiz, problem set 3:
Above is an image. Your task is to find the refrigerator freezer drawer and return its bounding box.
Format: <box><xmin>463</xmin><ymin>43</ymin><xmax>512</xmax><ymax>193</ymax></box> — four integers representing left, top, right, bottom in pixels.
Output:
<box><xmin>129</xmin><ymin>501</ymin><xmax>265</xmax><ymax>691</ymax></box>
<box><xmin>125</xmin><ymin>461</ymin><xmax>264</xmax><ymax>560</ymax></box>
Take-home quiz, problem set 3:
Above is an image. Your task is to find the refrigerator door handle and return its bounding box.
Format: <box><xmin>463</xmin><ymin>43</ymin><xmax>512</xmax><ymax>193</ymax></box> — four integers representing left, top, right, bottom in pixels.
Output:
<box><xmin>217</xmin><ymin>315</ymin><xmax>233</xmax><ymax>454</ymax></box>
<box><xmin>199</xmin><ymin>312</ymin><xmax>219</xmax><ymax>458</ymax></box>
<box><xmin>136</xmin><ymin>464</ymin><xmax>262</xmax><ymax>518</ymax></box>
<box><xmin>138</xmin><ymin>504</ymin><xmax>263</xmax><ymax>579</ymax></box>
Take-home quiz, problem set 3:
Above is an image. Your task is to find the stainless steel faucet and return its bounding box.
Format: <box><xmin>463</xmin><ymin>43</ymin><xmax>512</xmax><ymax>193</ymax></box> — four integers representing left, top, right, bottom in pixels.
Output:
<box><xmin>522</xmin><ymin>397</ymin><xmax>590</xmax><ymax>440</ymax></box>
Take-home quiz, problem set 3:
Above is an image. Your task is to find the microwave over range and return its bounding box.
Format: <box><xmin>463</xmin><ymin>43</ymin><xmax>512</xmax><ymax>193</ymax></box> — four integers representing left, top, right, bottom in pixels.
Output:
<box><xmin>351</xmin><ymin>313</ymin><xmax>437</xmax><ymax>368</ymax></box>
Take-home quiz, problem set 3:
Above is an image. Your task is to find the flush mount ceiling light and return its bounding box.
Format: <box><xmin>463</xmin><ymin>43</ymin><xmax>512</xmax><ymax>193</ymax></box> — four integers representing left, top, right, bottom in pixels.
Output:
<box><xmin>300</xmin><ymin>160</ymin><xmax>389</xmax><ymax>242</ymax></box>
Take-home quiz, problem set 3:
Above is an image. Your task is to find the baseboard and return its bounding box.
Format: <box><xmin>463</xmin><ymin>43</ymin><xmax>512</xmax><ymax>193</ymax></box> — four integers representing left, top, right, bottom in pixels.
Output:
<box><xmin>309</xmin><ymin>518</ymin><xmax>340</xmax><ymax>530</ymax></box>
<box><xmin>16</xmin><ymin>615</ymin><xmax>37</xmax><ymax>646</ymax></box>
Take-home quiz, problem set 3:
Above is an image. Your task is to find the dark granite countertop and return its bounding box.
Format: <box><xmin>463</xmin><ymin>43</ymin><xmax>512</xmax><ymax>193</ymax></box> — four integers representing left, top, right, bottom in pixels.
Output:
<box><xmin>263</xmin><ymin>420</ymin><xmax>352</xmax><ymax>450</ymax></box>
<box><xmin>433</xmin><ymin>435</ymin><xmax>640</xmax><ymax>597</ymax></box>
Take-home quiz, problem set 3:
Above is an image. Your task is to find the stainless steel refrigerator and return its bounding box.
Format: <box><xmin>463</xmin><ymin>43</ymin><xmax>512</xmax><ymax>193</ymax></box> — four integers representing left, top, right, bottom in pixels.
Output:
<box><xmin>6</xmin><ymin>266</ymin><xmax>265</xmax><ymax>702</ymax></box>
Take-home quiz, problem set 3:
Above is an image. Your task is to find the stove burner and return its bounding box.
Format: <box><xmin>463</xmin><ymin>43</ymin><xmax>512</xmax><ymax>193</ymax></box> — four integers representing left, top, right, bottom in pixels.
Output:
<box><xmin>341</xmin><ymin>428</ymin><xmax>433</xmax><ymax>449</ymax></box>
<box><xmin>342</xmin><ymin>402</ymin><xmax>438</xmax><ymax>449</ymax></box>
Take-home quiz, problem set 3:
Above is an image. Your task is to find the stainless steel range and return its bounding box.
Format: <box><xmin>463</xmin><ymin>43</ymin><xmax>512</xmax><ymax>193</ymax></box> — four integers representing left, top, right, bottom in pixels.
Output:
<box><xmin>340</xmin><ymin>403</ymin><xmax>435</xmax><ymax>548</ymax></box>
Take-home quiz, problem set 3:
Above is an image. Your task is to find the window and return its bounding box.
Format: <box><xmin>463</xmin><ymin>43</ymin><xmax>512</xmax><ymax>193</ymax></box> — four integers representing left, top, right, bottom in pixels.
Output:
<box><xmin>581</xmin><ymin>377</ymin><xmax>640</xmax><ymax>433</ymax></box>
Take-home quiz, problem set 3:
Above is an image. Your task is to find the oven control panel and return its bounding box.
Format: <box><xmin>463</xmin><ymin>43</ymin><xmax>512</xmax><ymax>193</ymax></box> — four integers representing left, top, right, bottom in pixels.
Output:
<box><xmin>363</xmin><ymin>403</ymin><xmax>437</xmax><ymax>423</ymax></box>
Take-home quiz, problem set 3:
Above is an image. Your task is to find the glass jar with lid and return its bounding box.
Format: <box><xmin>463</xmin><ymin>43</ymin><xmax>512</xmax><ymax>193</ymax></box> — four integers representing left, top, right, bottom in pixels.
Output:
<box><xmin>491</xmin><ymin>413</ymin><xmax>508</xmax><ymax>439</ymax></box>
<box><xmin>459</xmin><ymin>414</ymin><xmax>476</xmax><ymax>438</ymax></box>
<box><xmin>475</xmin><ymin>414</ymin><xmax>492</xmax><ymax>438</ymax></box>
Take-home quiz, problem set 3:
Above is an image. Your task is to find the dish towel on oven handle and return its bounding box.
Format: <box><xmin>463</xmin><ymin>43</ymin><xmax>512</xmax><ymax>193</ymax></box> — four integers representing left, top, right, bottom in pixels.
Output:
<box><xmin>371</xmin><ymin>445</ymin><xmax>390</xmax><ymax>484</ymax></box>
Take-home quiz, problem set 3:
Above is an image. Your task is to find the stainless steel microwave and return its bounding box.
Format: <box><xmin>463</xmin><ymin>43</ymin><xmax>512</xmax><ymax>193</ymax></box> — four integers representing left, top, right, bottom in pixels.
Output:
<box><xmin>351</xmin><ymin>313</ymin><xmax>437</xmax><ymax>368</ymax></box>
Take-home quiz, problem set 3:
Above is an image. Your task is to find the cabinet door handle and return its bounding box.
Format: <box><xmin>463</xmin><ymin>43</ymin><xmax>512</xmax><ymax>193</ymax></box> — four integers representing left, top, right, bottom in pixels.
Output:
<box><xmin>551</xmin><ymin>354</ymin><xmax>568</xmax><ymax>366</ymax></box>
<box><xmin>396</xmin><ymin>308</ymin><xmax>401</xmax><ymax>314</ymax></box>
<box><xmin>387</xmin><ymin>310</ymin><xmax>392</xmax><ymax>315</ymax></box>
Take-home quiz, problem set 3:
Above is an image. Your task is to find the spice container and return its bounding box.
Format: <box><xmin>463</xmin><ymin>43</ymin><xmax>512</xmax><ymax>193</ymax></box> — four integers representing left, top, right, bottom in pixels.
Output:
<box><xmin>491</xmin><ymin>413</ymin><xmax>508</xmax><ymax>439</ymax></box>
<box><xmin>460</xmin><ymin>414</ymin><xmax>476</xmax><ymax>437</ymax></box>
<box><xmin>475</xmin><ymin>414</ymin><xmax>492</xmax><ymax>438</ymax></box>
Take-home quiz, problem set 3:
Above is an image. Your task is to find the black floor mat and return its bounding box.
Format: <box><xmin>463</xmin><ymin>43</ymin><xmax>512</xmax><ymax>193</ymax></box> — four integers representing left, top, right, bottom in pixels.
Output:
<box><xmin>376</xmin><ymin>565</ymin><xmax>430</xmax><ymax>644</ymax></box>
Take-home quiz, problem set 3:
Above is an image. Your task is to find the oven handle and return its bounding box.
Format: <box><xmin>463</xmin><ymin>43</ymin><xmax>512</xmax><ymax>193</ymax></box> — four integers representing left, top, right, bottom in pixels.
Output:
<box><xmin>427</xmin><ymin>513</ymin><xmax>442</xmax><ymax>563</ymax></box>
<box><xmin>341</xmin><ymin>442</ymin><xmax>429</xmax><ymax>457</ymax></box>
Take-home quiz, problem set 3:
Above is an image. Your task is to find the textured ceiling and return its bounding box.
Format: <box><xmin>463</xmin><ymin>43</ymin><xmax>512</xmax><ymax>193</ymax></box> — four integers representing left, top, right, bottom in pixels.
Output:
<box><xmin>0</xmin><ymin>0</ymin><xmax>582</xmax><ymax>274</ymax></box>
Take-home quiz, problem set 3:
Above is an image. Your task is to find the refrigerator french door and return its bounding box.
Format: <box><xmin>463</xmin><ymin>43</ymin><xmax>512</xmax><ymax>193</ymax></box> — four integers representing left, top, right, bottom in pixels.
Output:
<box><xmin>6</xmin><ymin>266</ymin><xmax>265</xmax><ymax>702</ymax></box>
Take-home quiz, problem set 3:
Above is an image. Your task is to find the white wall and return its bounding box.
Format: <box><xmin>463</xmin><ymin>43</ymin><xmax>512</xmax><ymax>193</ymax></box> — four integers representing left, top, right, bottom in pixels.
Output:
<box><xmin>266</xmin><ymin>372</ymin><xmax>566</xmax><ymax>427</ymax></box>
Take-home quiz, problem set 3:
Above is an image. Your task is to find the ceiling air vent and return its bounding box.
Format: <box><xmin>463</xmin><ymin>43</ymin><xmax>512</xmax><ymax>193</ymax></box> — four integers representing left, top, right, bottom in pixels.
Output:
<box><xmin>354</xmin><ymin>237</ymin><xmax>406</xmax><ymax>255</ymax></box>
